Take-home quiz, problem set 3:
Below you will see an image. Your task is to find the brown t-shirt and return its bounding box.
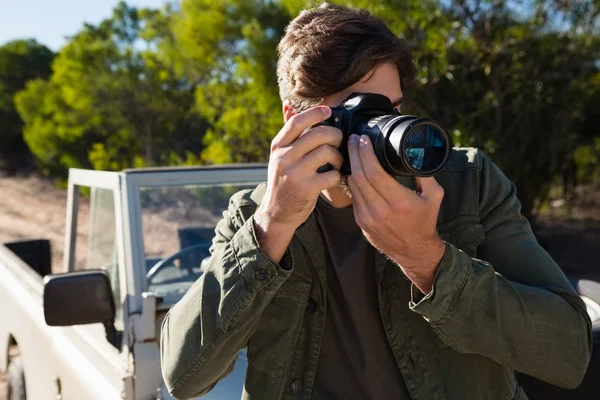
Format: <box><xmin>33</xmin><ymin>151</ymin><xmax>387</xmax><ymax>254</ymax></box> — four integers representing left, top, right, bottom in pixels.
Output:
<box><xmin>312</xmin><ymin>197</ymin><xmax>411</xmax><ymax>400</ymax></box>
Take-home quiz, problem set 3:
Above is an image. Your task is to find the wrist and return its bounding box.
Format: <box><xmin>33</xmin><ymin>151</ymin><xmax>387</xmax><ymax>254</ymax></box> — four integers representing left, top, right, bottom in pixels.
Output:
<box><xmin>254</xmin><ymin>207</ymin><xmax>298</xmax><ymax>237</ymax></box>
<box><xmin>253</xmin><ymin>208</ymin><xmax>297</xmax><ymax>263</ymax></box>
<box><xmin>391</xmin><ymin>239</ymin><xmax>446</xmax><ymax>294</ymax></box>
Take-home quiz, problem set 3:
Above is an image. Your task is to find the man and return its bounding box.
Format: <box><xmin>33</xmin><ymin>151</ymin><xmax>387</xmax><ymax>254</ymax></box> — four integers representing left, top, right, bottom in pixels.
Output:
<box><xmin>160</xmin><ymin>3</ymin><xmax>592</xmax><ymax>399</ymax></box>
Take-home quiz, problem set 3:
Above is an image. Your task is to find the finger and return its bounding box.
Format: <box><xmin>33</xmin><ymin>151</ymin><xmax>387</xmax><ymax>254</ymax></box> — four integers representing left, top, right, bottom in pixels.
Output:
<box><xmin>348</xmin><ymin>134</ymin><xmax>384</xmax><ymax>202</ymax></box>
<box><xmin>415</xmin><ymin>176</ymin><xmax>444</xmax><ymax>201</ymax></box>
<box><xmin>346</xmin><ymin>172</ymin><xmax>368</xmax><ymax>209</ymax></box>
<box><xmin>271</xmin><ymin>106</ymin><xmax>331</xmax><ymax>149</ymax></box>
<box><xmin>301</xmin><ymin>145</ymin><xmax>343</xmax><ymax>173</ymax></box>
<box><xmin>313</xmin><ymin>169</ymin><xmax>342</xmax><ymax>190</ymax></box>
<box><xmin>359</xmin><ymin>135</ymin><xmax>417</xmax><ymax>201</ymax></box>
<box><xmin>347</xmin><ymin>134</ymin><xmax>363</xmax><ymax>174</ymax></box>
<box><xmin>347</xmin><ymin>175</ymin><xmax>374</xmax><ymax>227</ymax></box>
<box><xmin>291</xmin><ymin>126</ymin><xmax>343</xmax><ymax>157</ymax></box>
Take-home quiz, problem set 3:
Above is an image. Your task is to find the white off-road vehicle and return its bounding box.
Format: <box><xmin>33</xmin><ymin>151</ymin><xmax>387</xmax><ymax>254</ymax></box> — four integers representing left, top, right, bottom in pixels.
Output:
<box><xmin>0</xmin><ymin>165</ymin><xmax>267</xmax><ymax>399</ymax></box>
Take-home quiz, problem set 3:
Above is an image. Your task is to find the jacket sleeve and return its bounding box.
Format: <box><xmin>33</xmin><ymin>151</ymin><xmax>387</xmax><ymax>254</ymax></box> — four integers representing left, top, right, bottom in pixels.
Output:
<box><xmin>409</xmin><ymin>152</ymin><xmax>593</xmax><ymax>389</ymax></box>
<box><xmin>160</xmin><ymin>193</ymin><xmax>294</xmax><ymax>399</ymax></box>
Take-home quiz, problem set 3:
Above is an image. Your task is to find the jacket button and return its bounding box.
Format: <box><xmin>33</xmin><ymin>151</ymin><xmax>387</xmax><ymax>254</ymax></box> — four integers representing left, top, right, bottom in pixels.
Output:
<box><xmin>307</xmin><ymin>298</ymin><xmax>318</xmax><ymax>313</ymax></box>
<box><xmin>290</xmin><ymin>379</ymin><xmax>303</xmax><ymax>394</ymax></box>
<box><xmin>255</xmin><ymin>269</ymin><xmax>268</xmax><ymax>281</ymax></box>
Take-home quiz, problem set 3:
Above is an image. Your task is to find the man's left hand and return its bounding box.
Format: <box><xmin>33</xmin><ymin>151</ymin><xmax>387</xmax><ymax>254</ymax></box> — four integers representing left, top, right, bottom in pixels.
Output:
<box><xmin>347</xmin><ymin>134</ymin><xmax>446</xmax><ymax>294</ymax></box>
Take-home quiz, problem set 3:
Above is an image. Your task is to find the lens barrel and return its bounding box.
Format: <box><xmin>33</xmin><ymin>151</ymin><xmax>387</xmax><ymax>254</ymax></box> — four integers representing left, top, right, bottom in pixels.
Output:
<box><xmin>366</xmin><ymin>115</ymin><xmax>451</xmax><ymax>177</ymax></box>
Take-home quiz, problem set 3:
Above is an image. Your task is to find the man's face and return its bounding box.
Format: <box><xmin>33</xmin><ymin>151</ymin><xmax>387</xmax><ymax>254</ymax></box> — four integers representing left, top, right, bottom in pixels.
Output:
<box><xmin>281</xmin><ymin>61</ymin><xmax>404</xmax><ymax>201</ymax></box>
<box><xmin>321</xmin><ymin>62</ymin><xmax>404</xmax><ymax>111</ymax></box>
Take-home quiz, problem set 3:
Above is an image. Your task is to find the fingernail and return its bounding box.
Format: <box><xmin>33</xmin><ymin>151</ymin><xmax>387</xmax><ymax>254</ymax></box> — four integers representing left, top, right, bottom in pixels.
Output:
<box><xmin>359</xmin><ymin>135</ymin><xmax>368</xmax><ymax>146</ymax></box>
<box><xmin>349</xmin><ymin>134</ymin><xmax>358</xmax><ymax>144</ymax></box>
<box><xmin>320</xmin><ymin>106</ymin><xmax>331</xmax><ymax>116</ymax></box>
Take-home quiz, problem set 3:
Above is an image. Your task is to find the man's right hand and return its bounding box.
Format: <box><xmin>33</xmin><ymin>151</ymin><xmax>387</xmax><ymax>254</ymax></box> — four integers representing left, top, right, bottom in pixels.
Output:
<box><xmin>253</xmin><ymin>106</ymin><xmax>343</xmax><ymax>263</ymax></box>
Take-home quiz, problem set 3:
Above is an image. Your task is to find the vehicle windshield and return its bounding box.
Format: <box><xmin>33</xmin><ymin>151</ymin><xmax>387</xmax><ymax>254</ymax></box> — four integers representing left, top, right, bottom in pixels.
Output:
<box><xmin>141</xmin><ymin>182</ymin><xmax>258</xmax><ymax>297</ymax></box>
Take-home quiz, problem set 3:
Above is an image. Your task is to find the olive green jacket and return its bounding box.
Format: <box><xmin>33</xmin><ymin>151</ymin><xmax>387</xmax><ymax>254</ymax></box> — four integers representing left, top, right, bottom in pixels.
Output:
<box><xmin>160</xmin><ymin>148</ymin><xmax>593</xmax><ymax>400</ymax></box>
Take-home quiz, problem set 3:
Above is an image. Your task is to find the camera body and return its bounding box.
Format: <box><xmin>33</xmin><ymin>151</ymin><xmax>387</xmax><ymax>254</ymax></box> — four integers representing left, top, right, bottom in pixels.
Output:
<box><xmin>317</xmin><ymin>93</ymin><xmax>451</xmax><ymax>177</ymax></box>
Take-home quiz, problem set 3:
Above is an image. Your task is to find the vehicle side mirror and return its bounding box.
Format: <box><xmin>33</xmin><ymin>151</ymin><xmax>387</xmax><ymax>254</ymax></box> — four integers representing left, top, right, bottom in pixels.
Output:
<box><xmin>43</xmin><ymin>270</ymin><xmax>115</xmax><ymax>326</ymax></box>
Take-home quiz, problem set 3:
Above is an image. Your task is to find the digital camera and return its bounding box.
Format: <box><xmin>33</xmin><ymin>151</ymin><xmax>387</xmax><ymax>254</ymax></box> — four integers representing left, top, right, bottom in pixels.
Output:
<box><xmin>317</xmin><ymin>93</ymin><xmax>451</xmax><ymax>176</ymax></box>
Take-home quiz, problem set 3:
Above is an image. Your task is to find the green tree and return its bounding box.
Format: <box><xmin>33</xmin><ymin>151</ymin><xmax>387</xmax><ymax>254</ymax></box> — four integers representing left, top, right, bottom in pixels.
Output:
<box><xmin>15</xmin><ymin>1</ymin><xmax>202</xmax><ymax>177</ymax></box>
<box><xmin>169</xmin><ymin>0</ymin><xmax>291</xmax><ymax>164</ymax></box>
<box><xmin>12</xmin><ymin>0</ymin><xmax>599</xmax><ymax>218</ymax></box>
<box><xmin>0</xmin><ymin>39</ymin><xmax>54</xmax><ymax>172</ymax></box>
<box><xmin>169</xmin><ymin>0</ymin><xmax>454</xmax><ymax>164</ymax></box>
<box><xmin>173</xmin><ymin>0</ymin><xmax>599</xmax><ymax>217</ymax></box>
<box><xmin>414</xmin><ymin>0</ymin><xmax>600</xmax><ymax>217</ymax></box>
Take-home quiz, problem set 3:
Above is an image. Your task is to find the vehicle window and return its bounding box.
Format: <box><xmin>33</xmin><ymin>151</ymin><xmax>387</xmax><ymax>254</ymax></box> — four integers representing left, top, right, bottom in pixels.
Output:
<box><xmin>140</xmin><ymin>183</ymin><xmax>258</xmax><ymax>297</ymax></box>
<box><xmin>75</xmin><ymin>187</ymin><xmax>123</xmax><ymax>329</ymax></box>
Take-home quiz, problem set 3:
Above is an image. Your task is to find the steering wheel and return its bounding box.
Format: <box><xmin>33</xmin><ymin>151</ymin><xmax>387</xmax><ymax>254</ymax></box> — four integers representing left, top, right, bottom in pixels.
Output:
<box><xmin>146</xmin><ymin>243</ymin><xmax>211</xmax><ymax>283</ymax></box>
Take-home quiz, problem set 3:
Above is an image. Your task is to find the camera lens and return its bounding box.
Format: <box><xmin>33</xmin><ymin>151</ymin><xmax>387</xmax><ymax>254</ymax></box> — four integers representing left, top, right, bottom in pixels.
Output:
<box><xmin>402</xmin><ymin>123</ymin><xmax>448</xmax><ymax>174</ymax></box>
<box><xmin>327</xmin><ymin>92</ymin><xmax>452</xmax><ymax>177</ymax></box>
<box><xmin>370</xmin><ymin>115</ymin><xmax>450</xmax><ymax>176</ymax></box>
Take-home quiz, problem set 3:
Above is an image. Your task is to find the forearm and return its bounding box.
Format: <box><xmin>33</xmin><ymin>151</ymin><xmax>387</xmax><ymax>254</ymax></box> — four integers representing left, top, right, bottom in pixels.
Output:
<box><xmin>160</xmin><ymin>216</ymin><xmax>293</xmax><ymax>398</ymax></box>
<box><xmin>410</xmin><ymin>243</ymin><xmax>592</xmax><ymax>388</ymax></box>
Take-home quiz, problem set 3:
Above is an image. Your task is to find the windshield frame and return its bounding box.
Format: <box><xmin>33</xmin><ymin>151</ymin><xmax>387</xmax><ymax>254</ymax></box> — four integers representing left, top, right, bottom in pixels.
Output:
<box><xmin>122</xmin><ymin>164</ymin><xmax>267</xmax><ymax>310</ymax></box>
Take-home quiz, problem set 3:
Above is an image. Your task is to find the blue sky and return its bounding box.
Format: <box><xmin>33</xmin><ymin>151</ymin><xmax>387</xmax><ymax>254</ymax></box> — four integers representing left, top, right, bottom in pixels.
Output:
<box><xmin>0</xmin><ymin>0</ymin><xmax>170</xmax><ymax>51</ymax></box>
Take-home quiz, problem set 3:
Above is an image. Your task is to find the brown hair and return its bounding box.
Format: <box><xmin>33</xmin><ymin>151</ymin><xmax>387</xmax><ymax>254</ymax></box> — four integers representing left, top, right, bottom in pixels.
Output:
<box><xmin>277</xmin><ymin>2</ymin><xmax>416</xmax><ymax>112</ymax></box>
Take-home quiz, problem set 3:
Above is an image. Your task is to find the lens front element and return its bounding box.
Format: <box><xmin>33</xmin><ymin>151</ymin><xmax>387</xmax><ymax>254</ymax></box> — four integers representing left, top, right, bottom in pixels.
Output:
<box><xmin>403</xmin><ymin>122</ymin><xmax>448</xmax><ymax>175</ymax></box>
<box><xmin>381</xmin><ymin>115</ymin><xmax>451</xmax><ymax>176</ymax></box>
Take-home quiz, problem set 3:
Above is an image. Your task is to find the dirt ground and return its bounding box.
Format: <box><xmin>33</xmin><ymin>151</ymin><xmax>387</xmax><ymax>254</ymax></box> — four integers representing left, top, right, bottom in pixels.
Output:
<box><xmin>0</xmin><ymin>175</ymin><xmax>71</xmax><ymax>270</ymax></box>
<box><xmin>1</xmin><ymin>174</ymin><xmax>599</xmax><ymax>397</ymax></box>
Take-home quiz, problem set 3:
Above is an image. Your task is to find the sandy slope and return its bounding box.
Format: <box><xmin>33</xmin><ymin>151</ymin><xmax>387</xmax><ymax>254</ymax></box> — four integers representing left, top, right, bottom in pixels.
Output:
<box><xmin>0</xmin><ymin>175</ymin><xmax>73</xmax><ymax>271</ymax></box>
<box><xmin>0</xmin><ymin>173</ymin><xmax>198</xmax><ymax>273</ymax></box>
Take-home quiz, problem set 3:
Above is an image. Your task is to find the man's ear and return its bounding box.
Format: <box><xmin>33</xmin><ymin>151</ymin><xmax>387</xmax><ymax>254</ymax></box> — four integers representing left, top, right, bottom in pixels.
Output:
<box><xmin>282</xmin><ymin>101</ymin><xmax>296</xmax><ymax>123</ymax></box>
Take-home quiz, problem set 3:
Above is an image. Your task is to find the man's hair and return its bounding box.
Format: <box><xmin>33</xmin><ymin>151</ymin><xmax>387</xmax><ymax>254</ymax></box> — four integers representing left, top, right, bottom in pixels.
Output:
<box><xmin>277</xmin><ymin>2</ymin><xmax>416</xmax><ymax>112</ymax></box>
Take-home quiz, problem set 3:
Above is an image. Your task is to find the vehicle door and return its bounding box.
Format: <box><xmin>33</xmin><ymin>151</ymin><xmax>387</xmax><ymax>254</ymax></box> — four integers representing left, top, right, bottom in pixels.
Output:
<box><xmin>124</xmin><ymin>165</ymin><xmax>267</xmax><ymax>399</ymax></box>
<box><xmin>50</xmin><ymin>170</ymin><xmax>129</xmax><ymax>400</ymax></box>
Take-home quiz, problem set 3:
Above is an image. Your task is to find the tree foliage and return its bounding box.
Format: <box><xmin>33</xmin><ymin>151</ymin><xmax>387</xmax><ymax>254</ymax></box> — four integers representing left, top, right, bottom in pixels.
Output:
<box><xmin>15</xmin><ymin>2</ymin><xmax>202</xmax><ymax>177</ymax></box>
<box><xmin>170</xmin><ymin>0</ymin><xmax>600</xmax><ymax>217</ymax></box>
<box><xmin>414</xmin><ymin>0</ymin><xmax>600</xmax><ymax>215</ymax></box>
<box><xmin>0</xmin><ymin>39</ymin><xmax>54</xmax><ymax>171</ymax></box>
<box><xmin>168</xmin><ymin>0</ymin><xmax>290</xmax><ymax>164</ymax></box>
<box><xmin>4</xmin><ymin>0</ymin><xmax>600</xmax><ymax>216</ymax></box>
